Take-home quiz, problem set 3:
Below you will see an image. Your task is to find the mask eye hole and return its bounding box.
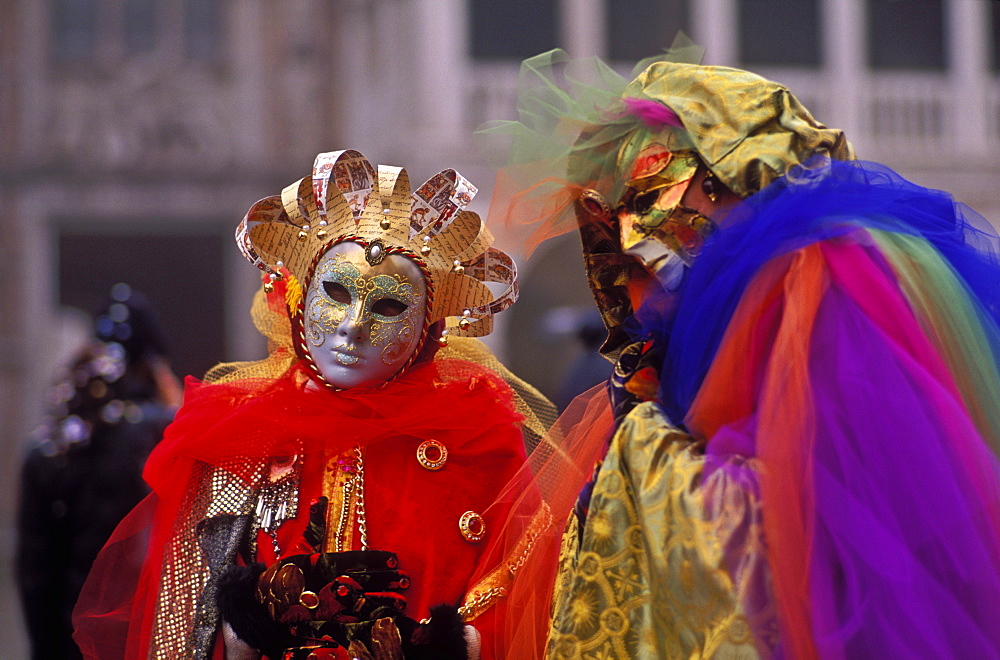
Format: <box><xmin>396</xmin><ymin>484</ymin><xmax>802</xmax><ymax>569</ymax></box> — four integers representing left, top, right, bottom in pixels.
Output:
<box><xmin>372</xmin><ymin>298</ymin><xmax>408</xmax><ymax>317</ymax></box>
<box><xmin>323</xmin><ymin>281</ymin><xmax>351</xmax><ymax>304</ymax></box>
<box><xmin>633</xmin><ymin>190</ymin><xmax>658</xmax><ymax>215</ymax></box>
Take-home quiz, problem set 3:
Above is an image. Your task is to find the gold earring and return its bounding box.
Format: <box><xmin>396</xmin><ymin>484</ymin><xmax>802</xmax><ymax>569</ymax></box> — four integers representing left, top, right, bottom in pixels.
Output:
<box><xmin>701</xmin><ymin>171</ymin><xmax>720</xmax><ymax>203</ymax></box>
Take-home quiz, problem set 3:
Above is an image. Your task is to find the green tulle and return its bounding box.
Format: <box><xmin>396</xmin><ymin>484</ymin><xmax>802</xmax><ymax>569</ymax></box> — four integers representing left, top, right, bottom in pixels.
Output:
<box><xmin>872</xmin><ymin>229</ymin><xmax>1000</xmax><ymax>456</ymax></box>
<box><xmin>477</xmin><ymin>35</ymin><xmax>703</xmax><ymax>253</ymax></box>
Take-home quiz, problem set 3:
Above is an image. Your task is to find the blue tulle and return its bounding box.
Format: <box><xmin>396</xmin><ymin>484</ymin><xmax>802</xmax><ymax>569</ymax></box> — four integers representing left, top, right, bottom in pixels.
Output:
<box><xmin>631</xmin><ymin>159</ymin><xmax>1000</xmax><ymax>422</ymax></box>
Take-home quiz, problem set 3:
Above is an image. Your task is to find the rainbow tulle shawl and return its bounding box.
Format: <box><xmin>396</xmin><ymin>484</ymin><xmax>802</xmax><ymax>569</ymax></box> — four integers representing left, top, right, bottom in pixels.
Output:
<box><xmin>635</xmin><ymin>160</ymin><xmax>1000</xmax><ymax>658</ymax></box>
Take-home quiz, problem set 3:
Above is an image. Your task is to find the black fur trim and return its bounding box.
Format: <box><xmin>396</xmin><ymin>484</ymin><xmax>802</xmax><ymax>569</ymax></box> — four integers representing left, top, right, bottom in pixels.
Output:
<box><xmin>407</xmin><ymin>603</ymin><xmax>467</xmax><ymax>659</ymax></box>
<box><xmin>216</xmin><ymin>563</ymin><xmax>295</xmax><ymax>658</ymax></box>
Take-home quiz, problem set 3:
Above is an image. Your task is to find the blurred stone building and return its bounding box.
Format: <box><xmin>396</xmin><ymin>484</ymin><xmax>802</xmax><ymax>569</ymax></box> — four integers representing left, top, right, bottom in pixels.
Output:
<box><xmin>3</xmin><ymin>0</ymin><xmax>1000</xmax><ymax>654</ymax></box>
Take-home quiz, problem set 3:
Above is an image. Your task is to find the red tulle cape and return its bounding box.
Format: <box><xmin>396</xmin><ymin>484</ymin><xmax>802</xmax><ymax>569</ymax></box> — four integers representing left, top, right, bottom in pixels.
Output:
<box><xmin>73</xmin><ymin>358</ymin><xmax>529</xmax><ymax>659</ymax></box>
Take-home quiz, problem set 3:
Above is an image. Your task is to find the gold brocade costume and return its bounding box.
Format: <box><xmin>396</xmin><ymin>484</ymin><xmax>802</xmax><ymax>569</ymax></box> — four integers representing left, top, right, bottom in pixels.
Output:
<box><xmin>547</xmin><ymin>402</ymin><xmax>777</xmax><ymax>659</ymax></box>
<box><xmin>487</xmin><ymin>45</ymin><xmax>1000</xmax><ymax>660</ymax></box>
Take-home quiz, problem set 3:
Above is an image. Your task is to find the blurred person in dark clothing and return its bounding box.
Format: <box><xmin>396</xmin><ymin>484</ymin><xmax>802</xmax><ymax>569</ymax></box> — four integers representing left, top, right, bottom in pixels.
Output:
<box><xmin>16</xmin><ymin>284</ymin><xmax>182</xmax><ymax>660</ymax></box>
<box><xmin>555</xmin><ymin>308</ymin><xmax>612</xmax><ymax>411</ymax></box>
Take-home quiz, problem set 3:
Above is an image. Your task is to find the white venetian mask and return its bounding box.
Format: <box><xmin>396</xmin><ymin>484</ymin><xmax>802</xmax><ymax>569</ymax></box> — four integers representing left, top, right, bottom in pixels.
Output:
<box><xmin>303</xmin><ymin>241</ymin><xmax>428</xmax><ymax>388</ymax></box>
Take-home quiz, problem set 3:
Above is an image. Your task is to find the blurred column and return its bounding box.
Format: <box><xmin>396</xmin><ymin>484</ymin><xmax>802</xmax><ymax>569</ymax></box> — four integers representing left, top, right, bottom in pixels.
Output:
<box><xmin>230</xmin><ymin>1</ymin><xmax>268</xmax><ymax>162</ymax></box>
<box><xmin>822</xmin><ymin>0</ymin><xmax>865</xmax><ymax>149</ymax></box>
<box><xmin>1</xmin><ymin>7</ymin><xmax>47</xmax><ymax>656</ymax></box>
<box><xmin>690</xmin><ymin>0</ymin><xmax>736</xmax><ymax>65</ymax></box>
<box><xmin>559</xmin><ymin>0</ymin><xmax>605</xmax><ymax>58</ymax></box>
<box><xmin>226</xmin><ymin>1</ymin><xmax>272</xmax><ymax>364</ymax></box>
<box><xmin>947</xmin><ymin>0</ymin><xmax>990</xmax><ymax>159</ymax></box>
<box><xmin>412</xmin><ymin>0</ymin><xmax>466</xmax><ymax>154</ymax></box>
<box><xmin>372</xmin><ymin>0</ymin><xmax>414</xmax><ymax>160</ymax></box>
<box><xmin>4</xmin><ymin>0</ymin><xmax>54</xmax><ymax>523</ymax></box>
<box><xmin>333</xmin><ymin>0</ymin><xmax>372</xmax><ymax>151</ymax></box>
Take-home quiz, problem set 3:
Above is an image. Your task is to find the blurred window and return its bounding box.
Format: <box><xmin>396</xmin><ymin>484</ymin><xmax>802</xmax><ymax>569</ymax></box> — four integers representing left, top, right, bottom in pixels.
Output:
<box><xmin>184</xmin><ymin>0</ymin><xmax>222</xmax><ymax>63</ymax></box>
<box><xmin>739</xmin><ymin>0</ymin><xmax>821</xmax><ymax>67</ymax></box>
<box><xmin>123</xmin><ymin>0</ymin><xmax>158</xmax><ymax>56</ymax></box>
<box><xmin>52</xmin><ymin>0</ymin><xmax>99</xmax><ymax>62</ymax></box>
<box><xmin>607</xmin><ymin>0</ymin><xmax>689</xmax><ymax>62</ymax></box>
<box><xmin>50</xmin><ymin>0</ymin><xmax>224</xmax><ymax>69</ymax></box>
<box><xmin>470</xmin><ymin>0</ymin><xmax>559</xmax><ymax>60</ymax></box>
<box><xmin>867</xmin><ymin>0</ymin><xmax>945</xmax><ymax>70</ymax></box>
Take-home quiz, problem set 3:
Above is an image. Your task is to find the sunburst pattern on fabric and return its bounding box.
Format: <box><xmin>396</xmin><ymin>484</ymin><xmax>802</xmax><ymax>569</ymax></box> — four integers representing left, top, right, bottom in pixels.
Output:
<box><xmin>547</xmin><ymin>402</ymin><xmax>776</xmax><ymax>659</ymax></box>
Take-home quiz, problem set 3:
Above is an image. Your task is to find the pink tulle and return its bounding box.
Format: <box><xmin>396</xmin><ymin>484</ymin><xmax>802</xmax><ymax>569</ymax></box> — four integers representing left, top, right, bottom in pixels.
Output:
<box><xmin>623</xmin><ymin>97</ymin><xmax>684</xmax><ymax>129</ymax></box>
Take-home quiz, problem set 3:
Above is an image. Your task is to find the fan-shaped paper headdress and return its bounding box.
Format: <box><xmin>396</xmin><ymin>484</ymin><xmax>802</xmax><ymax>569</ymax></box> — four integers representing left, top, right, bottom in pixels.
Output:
<box><xmin>236</xmin><ymin>150</ymin><xmax>517</xmax><ymax>342</ymax></box>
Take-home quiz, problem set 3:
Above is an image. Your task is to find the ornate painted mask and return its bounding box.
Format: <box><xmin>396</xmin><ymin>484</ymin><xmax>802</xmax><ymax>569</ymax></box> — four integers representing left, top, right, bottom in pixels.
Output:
<box><xmin>303</xmin><ymin>241</ymin><xmax>427</xmax><ymax>389</ymax></box>
<box><xmin>615</xmin><ymin>140</ymin><xmax>717</xmax><ymax>288</ymax></box>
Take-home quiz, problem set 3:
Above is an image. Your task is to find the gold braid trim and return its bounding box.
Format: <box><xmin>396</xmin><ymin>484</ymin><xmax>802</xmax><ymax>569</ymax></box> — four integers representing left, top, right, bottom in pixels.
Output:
<box><xmin>459</xmin><ymin>501</ymin><xmax>553</xmax><ymax>622</ymax></box>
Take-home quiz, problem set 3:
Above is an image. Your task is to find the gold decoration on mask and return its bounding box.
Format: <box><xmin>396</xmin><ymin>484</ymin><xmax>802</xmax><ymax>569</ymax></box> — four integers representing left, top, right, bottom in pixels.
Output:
<box><xmin>305</xmin><ymin>252</ymin><xmax>420</xmax><ymax>367</ymax></box>
<box><xmin>615</xmin><ymin>144</ymin><xmax>716</xmax><ymax>271</ymax></box>
<box><xmin>365</xmin><ymin>239</ymin><xmax>386</xmax><ymax>266</ymax></box>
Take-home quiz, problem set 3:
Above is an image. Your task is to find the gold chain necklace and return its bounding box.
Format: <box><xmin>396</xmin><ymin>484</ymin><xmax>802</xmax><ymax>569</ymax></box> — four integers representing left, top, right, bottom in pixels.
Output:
<box><xmin>333</xmin><ymin>446</ymin><xmax>368</xmax><ymax>551</ymax></box>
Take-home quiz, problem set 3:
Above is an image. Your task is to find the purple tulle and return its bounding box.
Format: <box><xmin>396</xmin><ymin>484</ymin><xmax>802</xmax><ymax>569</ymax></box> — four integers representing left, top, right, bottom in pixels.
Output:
<box><xmin>701</xmin><ymin>238</ymin><xmax>1000</xmax><ymax>657</ymax></box>
<box><xmin>804</xmin><ymin>281</ymin><xmax>1000</xmax><ymax>657</ymax></box>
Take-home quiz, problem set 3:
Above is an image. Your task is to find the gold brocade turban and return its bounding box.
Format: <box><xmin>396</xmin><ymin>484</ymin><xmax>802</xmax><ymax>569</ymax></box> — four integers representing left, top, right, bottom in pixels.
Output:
<box><xmin>621</xmin><ymin>61</ymin><xmax>855</xmax><ymax>198</ymax></box>
<box><xmin>484</xmin><ymin>48</ymin><xmax>855</xmax><ymax>250</ymax></box>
